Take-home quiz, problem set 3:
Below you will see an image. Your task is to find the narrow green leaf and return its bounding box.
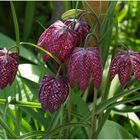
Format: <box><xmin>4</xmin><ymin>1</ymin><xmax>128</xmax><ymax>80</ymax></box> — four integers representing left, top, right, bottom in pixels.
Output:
<box><xmin>18</xmin><ymin>131</ymin><xmax>46</xmax><ymax>139</ymax></box>
<box><xmin>10</xmin><ymin>1</ymin><xmax>20</xmax><ymax>46</ymax></box>
<box><xmin>96</xmin><ymin>86</ymin><xmax>140</xmax><ymax>114</ymax></box>
<box><xmin>113</xmin><ymin>105</ymin><xmax>140</xmax><ymax>113</ymax></box>
<box><xmin>19</xmin><ymin>107</ymin><xmax>47</xmax><ymax>126</ymax></box>
<box><xmin>7</xmin><ymin>108</ymin><xmax>33</xmax><ymax>132</ymax></box>
<box><xmin>43</xmin><ymin>123</ymin><xmax>90</xmax><ymax>138</ymax></box>
<box><xmin>23</xmin><ymin>1</ymin><xmax>36</xmax><ymax>40</ymax></box>
<box><xmin>100</xmin><ymin>1</ymin><xmax>117</xmax><ymax>67</ymax></box>
<box><xmin>109</xmin><ymin>93</ymin><xmax>140</xmax><ymax>109</ymax></box>
<box><xmin>0</xmin><ymin>115</ymin><xmax>17</xmax><ymax>138</ymax></box>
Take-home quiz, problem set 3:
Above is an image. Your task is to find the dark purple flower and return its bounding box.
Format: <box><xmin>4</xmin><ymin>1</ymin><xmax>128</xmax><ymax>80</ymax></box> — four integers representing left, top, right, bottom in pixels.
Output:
<box><xmin>0</xmin><ymin>49</ymin><xmax>19</xmax><ymax>89</ymax></box>
<box><xmin>37</xmin><ymin>20</ymin><xmax>81</xmax><ymax>62</ymax></box>
<box><xmin>64</xmin><ymin>18</ymin><xmax>90</xmax><ymax>41</ymax></box>
<box><xmin>39</xmin><ymin>75</ymin><xmax>69</xmax><ymax>112</ymax></box>
<box><xmin>109</xmin><ymin>50</ymin><xmax>140</xmax><ymax>85</ymax></box>
<box><xmin>68</xmin><ymin>47</ymin><xmax>103</xmax><ymax>91</ymax></box>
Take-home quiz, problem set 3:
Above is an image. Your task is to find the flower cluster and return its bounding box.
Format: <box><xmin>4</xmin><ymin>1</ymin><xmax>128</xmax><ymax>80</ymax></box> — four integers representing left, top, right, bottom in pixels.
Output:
<box><xmin>37</xmin><ymin>19</ymin><xmax>90</xmax><ymax>62</ymax></box>
<box><xmin>37</xmin><ymin>16</ymin><xmax>140</xmax><ymax>113</ymax></box>
<box><xmin>37</xmin><ymin>17</ymin><xmax>104</xmax><ymax>112</ymax></box>
<box><xmin>1</xmin><ymin>11</ymin><xmax>140</xmax><ymax>114</ymax></box>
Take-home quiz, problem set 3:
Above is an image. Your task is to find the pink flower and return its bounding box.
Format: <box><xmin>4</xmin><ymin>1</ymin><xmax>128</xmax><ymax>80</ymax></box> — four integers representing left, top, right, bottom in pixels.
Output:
<box><xmin>109</xmin><ymin>50</ymin><xmax>140</xmax><ymax>85</ymax></box>
<box><xmin>64</xmin><ymin>18</ymin><xmax>90</xmax><ymax>41</ymax></box>
<box><xmin>68</xmin><ymin>47</ymin><xmax>103</xmax><ymax>91</ymax></box>
<box><xmin>37</xmin><ymin>20</ymin><xmax>81</xmax><ymax>62</ymax></box>
<box><xmin>0</xmin><ymin>49</ymin><xmax>19</xmax><ymax>89</ymax></box>
<box><xmin>39</xmin><ymin>75</ymin><xmax>69</xmax><ymax>112</ymax></box>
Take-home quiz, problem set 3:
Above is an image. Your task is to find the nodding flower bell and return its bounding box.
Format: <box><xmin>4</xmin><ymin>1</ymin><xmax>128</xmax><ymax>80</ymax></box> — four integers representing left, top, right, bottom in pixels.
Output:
<box><xmin>39</xmin><ymin>75</ymin><xmax>69</xmax><ymax>112</ymax></box>
<box><xmin>109</xmin><ymin>50</ymin><xmax>140</xmax><ymax>85</ymax></box>
<box><xmin>68</xmin><ymin>47</ymin><xmax>103</xmax><ymax>91</ymax></box>
<box><xmin>0</xmin><ymin>49</ymin><xmax>19</xmax><ymax>89</ymax></box>
<box><xmin>64</xmin><ymin>18</ymin><xmax>90</xmax><ymax>41</ymax></box>
<box><xmin>37</xmin><ymin>20</ymin><xmax>81</xmax><ymax>62</ymax></box>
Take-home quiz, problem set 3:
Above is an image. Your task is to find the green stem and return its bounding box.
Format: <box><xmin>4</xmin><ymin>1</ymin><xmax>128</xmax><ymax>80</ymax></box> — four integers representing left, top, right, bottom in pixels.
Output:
<box><xmin>68</xmin><ymin>93</ymin><xmax>72</xmax><ymax>123</ymax></box>
<box><xmin>90</xmin><ymin>88</ymin><xmax>97</xmax><ymax>139</ymax></box>
<box><xmin>65</xmin><ymin>91</ymin><xmax>72</xmax><ymax>138</ymax></box>
<box><xmin>3</xmin><ymin>98</ymin><xmax>10</xmax><ymax>139</ymax></box>
<box><xmin>101</xmin><ymin>77</ymin><xmax>111</xmax><ymax>102</ymax></box>
<box><xmin>10</xmin><ymin>1</ymin><xmax>20</xmax><ymax>46</ymax></box>
<box><xmin>74</xmin><ymin>0</ymin><xmax>80</xmax><ymax>19</ymax></box>
<box><xmin>20</xmin><ymin>42</ymin><xmax>61</xmax><ymax>65</ymax></box>
<box><xmin>59</xmin><ymin>106</ymin><xmax>64</xmax><ymax>138</ymax></box>
<box><xmin>0</xmin><ymin>115</ymin><xmax>17</xmax><ymax>138</ymax></box>
<box><xmin>55</xmin><ymin>64</ymin><xmax>62</xmax><ymax>78</ymax></box>
<box><xmin>15</xmin><ymin>80</ymin><xmax>22</xmax><ymax>135</ymax></box>
<box><xmin>84</xmin><ymin>33</ymin><xmax>98</xmax><ymax>48</ymax></box>
<box><xmin>0</xmin><ymin>99</ymin><xmax>41</xmax><ymax>108</ymax></box>
<box><xmin>36</xmin><ymin>20</ymin><xmax>46</xmax><ymax>30</ymax></box>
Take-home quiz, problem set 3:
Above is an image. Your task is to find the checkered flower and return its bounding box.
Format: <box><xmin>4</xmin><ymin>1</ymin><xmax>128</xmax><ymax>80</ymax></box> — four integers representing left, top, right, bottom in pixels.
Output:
<box><xmin>109</xmin><ymin>50</ymin><xmax>140</xmax><ymax>85</ymax></box>
<box><xmin>68</xmin><ymin>47</ymin><xmax>103</xmax><ymax>91</ymax></box>
<box><xmin>64</xmin><ymin>18</ymin><xmax>90</xmax><ymax>41</ymax></box>
<box><xmin>39</xmin><ymin>75</ymin><xmax>69</xmax><ymax>112</ymax></box>
<box><xmin>37</xmin><ymin>20</ymin><xmax>81</xmax><ymax>62</ymax></box>
<box><xmin>0</xmin><ymin>49</ymin><xmax>19</xmax><ymax>89</ymax></box>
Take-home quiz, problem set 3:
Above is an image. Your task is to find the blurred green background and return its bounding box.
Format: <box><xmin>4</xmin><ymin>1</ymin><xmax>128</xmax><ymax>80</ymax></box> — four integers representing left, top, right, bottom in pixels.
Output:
<box><xmin>0</xmin><ymin>1</ymin><xmax>140</xmax><ymax>139</ymax></box>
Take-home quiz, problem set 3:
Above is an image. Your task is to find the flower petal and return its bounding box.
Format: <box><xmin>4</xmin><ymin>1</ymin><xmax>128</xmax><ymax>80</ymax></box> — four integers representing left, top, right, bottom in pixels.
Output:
<box><xmin>131</xmin><ymin>58</ymin><xmax>140</xmax><ymax>82</ymax></box>
<box><xmin>39</xmin><ymin>76</ymin><xmax>69</xmax><ymax>112</ymax></box>
<box><xmin>77</xmin><ymin>52</ymin><xmax>90</xmax><ymax>92</ymax></box>
<box><xmin>118</xmin><ymin>58</ymin><xmax>132</xmax><ymax>85</ymax></box>
<box><xmin>68</xmin><ymin>49</ymin><xmax>81</xmax><ymax>88</ymax></box>
<box><xmin>64</xmin><ymin>19</ymin><xmax>90</xmax><ymax>40</ymax></box>
<box><xmin>109</xmin><ymin>53</ymin><xmax>125</xmax><ymax>81</ymax></box>
<box><xmin>87</xmin><ymin>48</ymin><xmax>103</xmax><ymax>89</ymax></box>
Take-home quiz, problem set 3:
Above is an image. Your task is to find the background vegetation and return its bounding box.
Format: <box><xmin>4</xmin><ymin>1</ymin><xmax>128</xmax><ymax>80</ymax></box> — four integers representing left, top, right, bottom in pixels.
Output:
<box><xmin>0</xmin><ymin>1</ymin><xmax>140</xmax><ymax>139</ymax></box>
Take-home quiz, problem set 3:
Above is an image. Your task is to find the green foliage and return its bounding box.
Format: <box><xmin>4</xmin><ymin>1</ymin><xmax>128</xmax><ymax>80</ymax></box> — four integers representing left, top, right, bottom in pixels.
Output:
<box><xmin>0</xmin><ymin>1</ymin><xmax>140</xmax><ymax>139</ymax></box>
<box><xmin>98</xmin><ymin>120</ymin><xmax>133</xmax><ymax>139</ymax></box>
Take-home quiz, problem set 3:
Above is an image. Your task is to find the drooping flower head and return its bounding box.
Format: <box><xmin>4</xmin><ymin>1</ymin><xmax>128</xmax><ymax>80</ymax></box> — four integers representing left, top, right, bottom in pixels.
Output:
<box><xmin>0</xmin><ymin>49</ymin><xmax>19</xmax><ymax>89</ymax></box>
<box><xmin>39</xmin><ymin>75</ymin><xmax>69</xmax><ymax>112</ymax></box>
<box><xmin>64</xmin><ymin>18</ymin><xmax>90</xmax><ymax>41</ymax></box>
<box><xmin>68</xmin><ymin>47</ymin><xmax>103</xmax><ymax>91</ymax></box>
<box><xmin>37</xmin><ymin>20</ymin><xmax>81</xmax><ymax>62</ymax></box>
<box><xmin>109</xmin><ymin>50</ymin><xmax>140</xmax><ymax>85</ymax></box>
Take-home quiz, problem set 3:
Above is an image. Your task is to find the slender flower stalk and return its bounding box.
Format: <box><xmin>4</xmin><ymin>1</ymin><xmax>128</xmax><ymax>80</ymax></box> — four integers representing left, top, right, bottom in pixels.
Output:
<box><xmin>20</xmin><ymin>42</ymin><xmax>61</xmax><ymax>65</ymax></box>
<box><xmin>90</xmin><ymin>87</ymin><xmax>97</xmax><ymax>139</ymax></box>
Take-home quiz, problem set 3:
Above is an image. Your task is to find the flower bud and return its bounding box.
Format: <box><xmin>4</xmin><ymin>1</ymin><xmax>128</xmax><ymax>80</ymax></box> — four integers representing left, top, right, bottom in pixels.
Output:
<box><xmin>68</xmin><ymin>47</ymin><xmax>103</xmax><ymax>91</ymax></box>
<box><xmin>109</xmin><ymin>50</ymin><xmax>140</xmax><ymax>85</ymax></box>
<box><xmin>37</xmin><ymin>20</ymin><xmax>81</xmax><ymax>62</ymax></box>
<box><xmin>0</xmin><ymin>49</ymin><xmax>19</xmax><ymax>89</ymax></box>
<box><xmin>39</xmin><ymin>75</ymin><xmax>69</xmax><ymax>112</ymax></box>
